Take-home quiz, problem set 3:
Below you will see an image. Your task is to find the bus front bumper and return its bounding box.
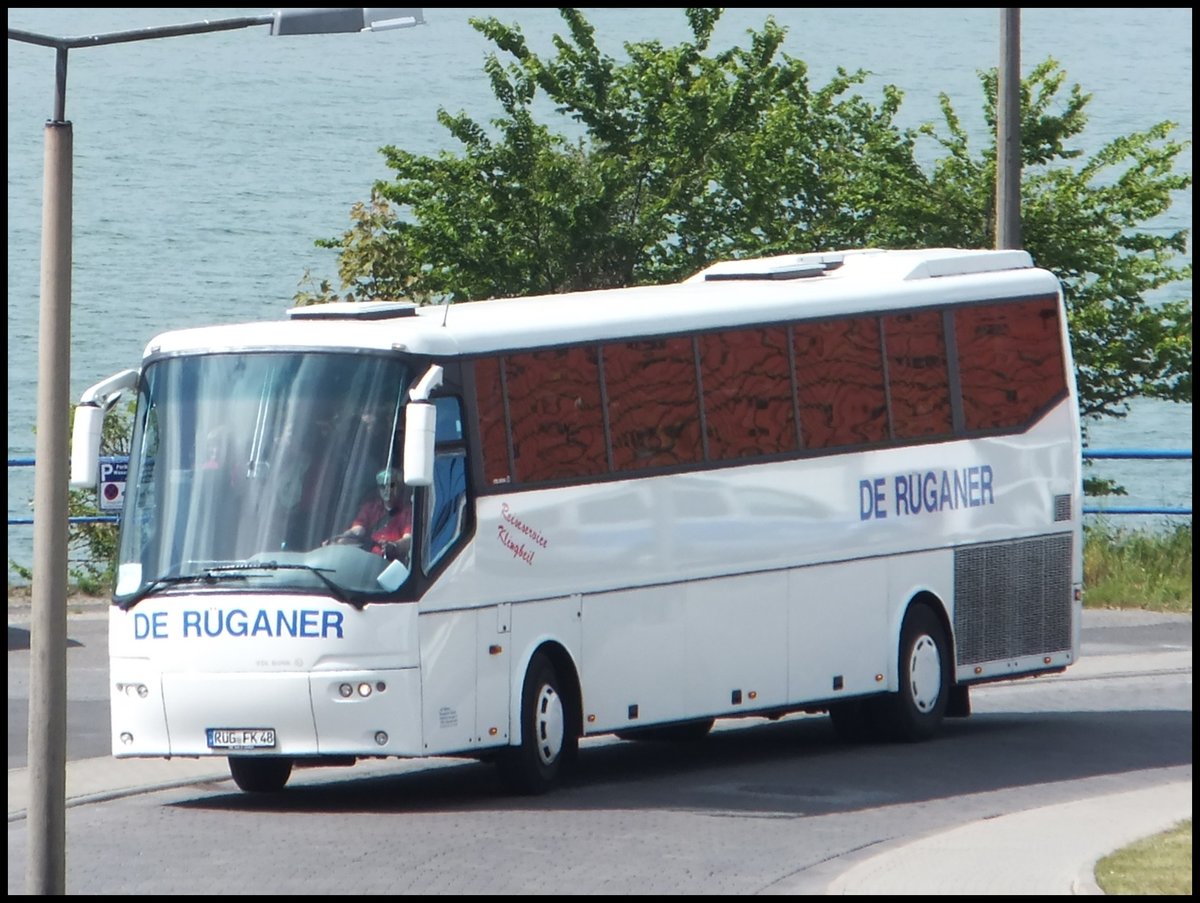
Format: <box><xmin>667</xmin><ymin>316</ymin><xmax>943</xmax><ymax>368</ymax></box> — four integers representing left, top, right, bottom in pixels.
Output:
<box><xmin>111</xmin><ymin>664</ymin><xmax>424</xmax><ymax>758</ymax></box>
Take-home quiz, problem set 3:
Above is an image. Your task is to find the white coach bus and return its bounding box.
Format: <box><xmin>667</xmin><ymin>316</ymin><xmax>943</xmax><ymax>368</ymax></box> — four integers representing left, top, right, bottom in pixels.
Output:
<box><xmin>72</xmin><ymin>247</ymin><xmax>1083</xmax><ymax>794</ymax></box>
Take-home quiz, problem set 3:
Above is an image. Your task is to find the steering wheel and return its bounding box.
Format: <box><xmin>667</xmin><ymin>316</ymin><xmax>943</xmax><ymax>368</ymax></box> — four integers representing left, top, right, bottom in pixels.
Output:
<box><xmin>332</xmin><ymin>531</ymin><xmax>370</xmax><ymax>548</ymax></box>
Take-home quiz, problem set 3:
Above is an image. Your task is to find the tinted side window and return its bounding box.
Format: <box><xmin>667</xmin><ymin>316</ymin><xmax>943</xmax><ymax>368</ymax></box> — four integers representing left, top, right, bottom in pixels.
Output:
<box><xmin>793</xmin><ymin>317</ymin><xmax>888</xmax><ymax>449</ymax></box>
<box><xmin>506</xmin><ymin>347</ymin><xmax>607</xmax><ymax>483</ymax></box>
<box><xmin>700</xmin><ymin>327</ymin><xmax>797</xmax><ymax>461</ymax></box>
<box><xmin>474</xmin><ymin>356</ymin><xmax>511</xmax><ymax>486</ymax></box>
<box><xmin>884</xmin><ymin>310</ymin><xmax>953</xmax><ymax>440</ymax></box>
<box><xmin>471</xmin><ymin>294</ymin><xmax>1069</xmax><ymax>492</ymax></box>
<box><xmin>955</xmin><ymin>297</ymin><xmax>1067</xmax><ymax>430</ymax></box>
<box><xmin>604</xmin><ymin>337</ymin><xmax>702</xmax><ymax>471</ymax></box>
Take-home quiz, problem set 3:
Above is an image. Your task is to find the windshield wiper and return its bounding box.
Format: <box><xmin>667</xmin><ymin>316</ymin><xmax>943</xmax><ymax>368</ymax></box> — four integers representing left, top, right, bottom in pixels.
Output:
<box><xmin>208</xmin><ymin>560</ymin><xmax>362</xmax><ymax>609</ymax></box>
<box><xmin>118</xmin><ymin>560</ymin><xmax>361</xmax><ymax>611</ymax></box>
<box><xmin>117</xmin><ymin>570</ymin><xmax>249</xmax><ymax>611</ymax></box>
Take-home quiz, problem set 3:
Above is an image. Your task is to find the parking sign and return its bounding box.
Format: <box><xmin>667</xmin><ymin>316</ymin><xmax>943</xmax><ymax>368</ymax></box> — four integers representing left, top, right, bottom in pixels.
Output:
<box><xmin>98</xmin><ymin>457</ymin><xmax>128</xmax><ymax>512</ymax></box>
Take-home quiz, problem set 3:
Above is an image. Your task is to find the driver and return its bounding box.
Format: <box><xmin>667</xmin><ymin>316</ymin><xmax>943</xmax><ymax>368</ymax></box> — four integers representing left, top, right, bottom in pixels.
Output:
<box><xmin>328</xmin><ymin>468</ymin><xmax>413</xmax><ymax>560</ymax></box>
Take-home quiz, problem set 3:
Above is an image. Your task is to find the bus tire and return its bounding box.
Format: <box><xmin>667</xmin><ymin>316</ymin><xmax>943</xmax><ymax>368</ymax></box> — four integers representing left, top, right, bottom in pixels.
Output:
<box><xmin>228</xmin><ymin>756</ymin><xmax>293</xmax><ymax>793</ymax></box>
<box><xmin>881</xmin><ymin>604</ymin><xmax>951</xmax><ymax>742</ymax></box>
<box><xmin>498</xmin><ymin>652</ymin><xmax>577</xmax><ymax>795</ymax></box>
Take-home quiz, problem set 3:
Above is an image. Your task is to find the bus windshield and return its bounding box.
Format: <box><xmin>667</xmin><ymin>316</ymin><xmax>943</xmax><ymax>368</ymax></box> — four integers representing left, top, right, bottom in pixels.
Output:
<box><xmin>115</xmin><ymin>351</ymin><xmax>416</xmax><ymax>603</ymax></box>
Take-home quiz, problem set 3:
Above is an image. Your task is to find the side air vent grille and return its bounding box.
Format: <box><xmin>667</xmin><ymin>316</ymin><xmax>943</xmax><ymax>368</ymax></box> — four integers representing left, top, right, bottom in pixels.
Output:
<box><xmin>954</xmin><ymin>533</ymin><xmax>1073</xmax><ymax>666</ymax></box>
<box><xmin>1053</xmin><ymin>494</ymin><xmax>1072</xmax><ymax>522</ymax></box>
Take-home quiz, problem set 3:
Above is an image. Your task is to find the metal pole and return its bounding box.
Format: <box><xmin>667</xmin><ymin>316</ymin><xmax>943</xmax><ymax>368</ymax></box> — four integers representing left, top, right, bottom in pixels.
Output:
<box><xmin>26</xmin><ymin>118</ymin><xmax>73</xmax><ymax>897</ymax></box>
<box><xmin>996</xmin><ymin>8</ymin><xmax>1022</xmax><ymax>249</ymax></box>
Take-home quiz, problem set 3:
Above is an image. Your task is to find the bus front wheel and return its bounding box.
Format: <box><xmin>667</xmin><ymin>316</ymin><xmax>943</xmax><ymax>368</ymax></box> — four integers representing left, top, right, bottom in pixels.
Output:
<box><xmin>228</xmin><ymin>756</ymin><xmax>293</xmax><ymax>793</ymax></box>
<box><xmin>498</xmin><ymin>652</ymin><xmax>577</xmax><ymax>794</ymax></box>
<box><xmin>881</xmin><ymin>604</ymin><xmax>951</xmax><ymax>742</ymax></box>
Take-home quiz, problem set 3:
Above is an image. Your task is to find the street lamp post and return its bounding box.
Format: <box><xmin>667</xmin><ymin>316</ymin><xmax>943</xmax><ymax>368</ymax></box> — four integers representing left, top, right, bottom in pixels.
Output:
<box><xmin>8</xmin><ymin>9</ymin><xmax>424</xmax><ymax>894</ymax></box>
<box><xmin>996</xmin><ymin>8</ymin><xmax>1022</xmax><ymax>249</ymax></box>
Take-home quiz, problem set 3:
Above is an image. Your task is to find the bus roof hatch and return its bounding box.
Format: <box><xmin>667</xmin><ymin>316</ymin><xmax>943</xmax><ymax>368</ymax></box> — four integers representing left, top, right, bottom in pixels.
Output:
<box><xmin>286</xmin><ymin>300</ymin><xmax>419</xmax><ymax>321</ymax></box>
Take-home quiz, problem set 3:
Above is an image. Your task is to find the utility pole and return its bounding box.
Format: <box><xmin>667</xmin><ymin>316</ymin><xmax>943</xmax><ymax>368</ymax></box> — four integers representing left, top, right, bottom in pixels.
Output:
<box><xmin>996</xmin><ymin>8</ymin><xmax>1022</xmax><ymax>249</ymax></box>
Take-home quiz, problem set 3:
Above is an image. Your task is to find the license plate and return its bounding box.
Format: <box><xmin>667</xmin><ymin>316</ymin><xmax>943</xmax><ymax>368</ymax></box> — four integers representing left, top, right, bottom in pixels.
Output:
<box><xmin>206</xmin><ymin>728</ymin><xmax>277</xmax><ymax>750</ymax></box>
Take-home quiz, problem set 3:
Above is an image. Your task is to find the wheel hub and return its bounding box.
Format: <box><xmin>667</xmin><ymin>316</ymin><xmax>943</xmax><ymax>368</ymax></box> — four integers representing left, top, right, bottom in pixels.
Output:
<box><xmin>909</xmin><ymin>634</ymin><xmax>943</xmax><ymax>713</ymax></box>
<box><xmin>534</xmin><ymin>683</ymin><xmax>565</xmax><ymax>765</ymax></box>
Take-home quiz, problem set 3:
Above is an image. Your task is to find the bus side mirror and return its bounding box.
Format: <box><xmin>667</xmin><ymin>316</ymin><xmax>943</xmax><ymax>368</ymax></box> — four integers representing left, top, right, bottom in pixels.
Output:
<box><xmin>404</xmin><ymin>401</ymin><xmax>436</xmax><ymax>488</ymax></box>
<box><xmin>69</xmin><ymin>368</ymin><xmax>139</xmax><ymax>489</ymax></box>
<box><xmin>403</xmin><ymin>363</ymin><xmax>444</xmax><ymax>488</ymax></box>
<box><xmin>70</xmin><ymin>405</ymin><xmax>105</xmax><ymax>490</ymax></box>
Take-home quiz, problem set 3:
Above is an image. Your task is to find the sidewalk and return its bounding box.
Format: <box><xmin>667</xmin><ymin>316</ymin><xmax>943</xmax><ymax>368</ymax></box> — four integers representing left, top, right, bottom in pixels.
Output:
<box><xmin>7</xmin><ymin>756</ymin><xmax>228</xmax><ymax>821</ymax></box>
<box><xmin>826</xmin><ymin>777</ymin><xmax>1192</xmax><ymax>895</ymax></box>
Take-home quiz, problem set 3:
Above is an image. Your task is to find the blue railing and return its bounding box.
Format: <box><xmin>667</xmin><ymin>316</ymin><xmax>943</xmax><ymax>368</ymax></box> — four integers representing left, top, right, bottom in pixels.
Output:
<box><xmin>1080</xmin><ymin>448</ymin><xmax>1192</xmax><ymax>516</ymax></box>
<box><xmin>7</xmin><ymin>448</ymin><xmax>1193</xmax><ymax>524</ymax></box>
<box><xmin>8</xmin><ymin>456</ymin><xmax>120</xmax><ymax>525</ymax></box>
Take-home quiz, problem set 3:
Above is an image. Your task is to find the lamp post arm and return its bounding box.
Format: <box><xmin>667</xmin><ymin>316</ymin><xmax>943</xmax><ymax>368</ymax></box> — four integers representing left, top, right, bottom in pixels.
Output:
<box><xmin>7</xmin><ymin>7</ymin><xmax>424</xmax><ymax>50</ymax></box>
<box><xmin>8</xmin><ymin>18</ymin><xmax>274</xmax><ymax>51</ymax></box>
<box><xmin>10</xmin><ymin>18</ymin><xmax>275</xmax><ymax>122</ymax></box>
<box><xmin>10</xmin><ymin>9</ymin><xmax>423</xmax><ymax>121</ymax></box>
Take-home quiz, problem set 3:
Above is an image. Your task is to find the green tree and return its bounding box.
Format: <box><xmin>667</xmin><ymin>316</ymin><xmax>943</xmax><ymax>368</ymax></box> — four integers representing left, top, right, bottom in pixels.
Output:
<box><xmin>889</xmin><ymin>60</ymin><xmax>1191</xmax><ymax>426</ymax></box>
<box><xmin>300</xmin><ymin>9</ymin><xmax>926</xmax><ymax>301</ymax></box>
<box><xmin>300</xmin><ymin>8</ymin><xmax>1191</xmax><ymax>439</ymax></box>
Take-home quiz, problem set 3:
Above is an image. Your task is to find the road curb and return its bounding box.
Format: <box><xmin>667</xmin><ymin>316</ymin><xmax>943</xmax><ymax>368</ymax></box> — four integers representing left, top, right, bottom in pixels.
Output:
<box><xmin>8</xmin><ymin>757</ymin><xmax>230</xmax><ymax>822</ymax></box>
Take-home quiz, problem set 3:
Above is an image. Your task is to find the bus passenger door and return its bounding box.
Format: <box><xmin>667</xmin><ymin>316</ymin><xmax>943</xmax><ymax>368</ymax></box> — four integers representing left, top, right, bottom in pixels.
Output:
<box><xmin>417</xmin><ymin>604</ymin><xmax>511</xmax><ymax>755</ymax></box>
<box><xmin>419</xmin><ymin>610</ymin><xmax>478</xmax><ymax>755</ymax></box>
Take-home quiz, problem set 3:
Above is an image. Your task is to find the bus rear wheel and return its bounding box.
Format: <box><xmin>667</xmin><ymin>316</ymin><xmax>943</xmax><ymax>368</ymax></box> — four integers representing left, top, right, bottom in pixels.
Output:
<box><xmin>228</xmin><ymin>756</ymin><xmax>293</xmax><ymax>793</ymax></box>
<box><xmin>879</xmin><ymin>604</ymin><xmax>951</xmax><ymax>742</ymax></box>
<box><xmin>498</xmin><ymin>652</ymin><xmax>577</xmax><ymax>795</ymax></box>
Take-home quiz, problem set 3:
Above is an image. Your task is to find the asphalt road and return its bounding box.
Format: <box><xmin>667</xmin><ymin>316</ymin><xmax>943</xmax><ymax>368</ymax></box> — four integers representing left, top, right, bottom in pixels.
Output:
<box><xmin>7</xmin><ymin>605</ymin><xmax>1192</xmax><ymax>894</ymax></box>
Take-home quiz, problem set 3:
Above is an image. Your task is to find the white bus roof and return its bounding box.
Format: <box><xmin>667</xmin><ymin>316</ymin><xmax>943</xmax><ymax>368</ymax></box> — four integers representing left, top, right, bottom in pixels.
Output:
<box><xmin>143</xmin><ymin>247</ymin><xmax>1059</xmax><ymax>359</ymax></box>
